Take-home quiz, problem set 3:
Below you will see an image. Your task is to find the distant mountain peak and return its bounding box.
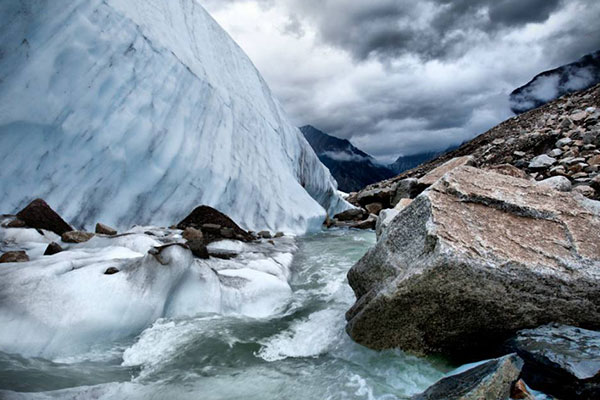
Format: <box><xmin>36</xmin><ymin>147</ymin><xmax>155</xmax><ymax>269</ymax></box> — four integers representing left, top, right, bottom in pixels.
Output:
<box><xmin>300</xmin><ymin>126</ymin><xmax>395</xmax><ymax>192</ymax></box>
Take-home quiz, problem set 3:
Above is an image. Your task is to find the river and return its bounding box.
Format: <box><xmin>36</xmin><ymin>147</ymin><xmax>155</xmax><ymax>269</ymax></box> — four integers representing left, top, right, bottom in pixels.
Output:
<box><xmin>0</xmin><ymin>230</ymin><xmax>452</xmax><ymax>399</ymax></box>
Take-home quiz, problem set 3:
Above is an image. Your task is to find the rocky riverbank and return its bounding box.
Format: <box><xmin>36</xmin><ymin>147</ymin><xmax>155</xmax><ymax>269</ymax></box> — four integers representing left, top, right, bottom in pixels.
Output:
<box><xmin>342</xmin><ymin>84</ymin><xmax>600</xmax><ymax>399</ymax></box>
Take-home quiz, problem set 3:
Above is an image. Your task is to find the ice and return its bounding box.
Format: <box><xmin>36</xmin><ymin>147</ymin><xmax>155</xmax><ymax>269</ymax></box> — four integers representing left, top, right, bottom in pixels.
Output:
<box><xmin>0</xmin><ymin>0</ymin><xmax>348</xmax><ymax>235</ymax></box>
<box><xmin>0</xmin><ymin>226</ymin><xmax>297</xmax><ymax>359</ymax></box>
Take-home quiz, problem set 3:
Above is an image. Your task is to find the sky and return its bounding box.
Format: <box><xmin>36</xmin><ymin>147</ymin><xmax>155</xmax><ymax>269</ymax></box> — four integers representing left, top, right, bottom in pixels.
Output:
<box><xmin>201</xmin><ymin>0</ymin><xmax>600</xmax><ymax>163</ymax></box>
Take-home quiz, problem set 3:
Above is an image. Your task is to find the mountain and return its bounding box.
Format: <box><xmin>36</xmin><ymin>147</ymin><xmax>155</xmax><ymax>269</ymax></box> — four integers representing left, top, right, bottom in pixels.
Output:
<box><xmin>510</xmin><ymin>50</ymin><xmax>600</xmax><ymax>114</ymax></box>
<box><xmin>390</xmin><ymin>152</ymin><xmax>443</xmax><ymax>174</ymax></box>
<box><xmin>0</xmin><ymin>0</ymin><xmax>348</xmax><ymax>234</ymax></box>
<box><xmin>300</xmin><ymin>125</ymin><xmax>395</xmax><ymax>192</ymax></box>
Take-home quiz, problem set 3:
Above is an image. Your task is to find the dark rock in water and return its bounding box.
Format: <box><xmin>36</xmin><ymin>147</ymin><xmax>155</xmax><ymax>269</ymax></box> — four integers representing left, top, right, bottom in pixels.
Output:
<box><xmin>44</xmin><ymin>242</ymin><xmax>63</xmax><ymax>256</ymax></box>
<box><xmin>62</xmin><ymin>231</ymin><xmax>94</xmax><ymax>243</ymax></box>
<box><xmin>104</xmin><ymin>267</ymin><xmax>119</xmax><ymax>275</ymax></box>
<box><xmin>257</xmin><ymin>231</ymin><xmax>272</xmax><ymax>239</ymax></box>
<box><xmin>16</xmin><ymin>199</ymin><xmax>73</xmax><ymax>236</ymax></box>
<box><xmin>334</xmin><ymin>208</ymin><xmax>366</xmax><ymax>221</ymax></box>
<box><xmin>274</xmin><ymin>232</ymin><xmax>284</xmax><ymax>238</ymax></box>
<box><xmin>187</xmin><ymin>239</ymin><xmax>209</xmax><ymax>259</ymax></box>
<box><xmin>346</xmin><ymin>166</ymin><xmax>600</xmax><ymax>362</ymax></box>
<box><xmin>506</xmin><ymin>324</ymin><xmax>600</xmax><ymax>400</ymax></box>
<box><xmin>411</xmin><ymin>354</ymin><xmax>523</xmax><ymax>400</ymax></box>
<box><xmin>95</xmin><ymin>223</ymin><xmax>117</xmax><ymax>235</ymax></box>
<box><xmin>177</xmin><ymin>206</ymin><xmax>252</xmax><ymax>243</ymax></box>
<box><xmin>352</xmin><ymin>214</ymin><xmax>377</xmax><ymax>230</ymax></box>
<box><xmin>0</xmin><ymin>251</ymin><xmax>29</xmax><ymax>263</ymax></box>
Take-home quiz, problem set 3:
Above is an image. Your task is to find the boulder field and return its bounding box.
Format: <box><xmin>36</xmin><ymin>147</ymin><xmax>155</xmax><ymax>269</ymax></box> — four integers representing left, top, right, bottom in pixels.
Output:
<box><xmin>346</xmin><ymin>166</ymin><xmax>600</xmax><ymax>363</ymax></box>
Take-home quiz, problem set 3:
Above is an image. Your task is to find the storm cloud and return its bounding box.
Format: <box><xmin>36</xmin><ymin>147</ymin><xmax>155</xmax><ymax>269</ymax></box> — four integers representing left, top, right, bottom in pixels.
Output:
<box><xmin>202</xmin><ymin>0</ymin><xmax>600</xmax><ymax>162</ymax></box>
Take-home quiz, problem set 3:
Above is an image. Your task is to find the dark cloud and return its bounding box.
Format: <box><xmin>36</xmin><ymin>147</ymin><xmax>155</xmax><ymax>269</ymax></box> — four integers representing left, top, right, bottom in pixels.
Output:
<box><xmin>202</xmin><ymin>0</ymin><xmax>600</xmax><ymax>161</ymax></box>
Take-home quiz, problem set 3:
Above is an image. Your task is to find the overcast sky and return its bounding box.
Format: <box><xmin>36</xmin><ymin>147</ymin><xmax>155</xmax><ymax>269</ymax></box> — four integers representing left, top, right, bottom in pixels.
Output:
<box><xmin>201</xmin><ymin>0</ymin><xmax>600</xmax><ymax>163</ymax></box>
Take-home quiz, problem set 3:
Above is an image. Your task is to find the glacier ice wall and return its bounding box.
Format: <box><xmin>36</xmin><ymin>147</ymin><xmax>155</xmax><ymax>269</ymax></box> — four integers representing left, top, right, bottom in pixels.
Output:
<box><xmin>0</xmin><ymin>0</ymin><xmax>348</xmax><ymax>233</ymax></box>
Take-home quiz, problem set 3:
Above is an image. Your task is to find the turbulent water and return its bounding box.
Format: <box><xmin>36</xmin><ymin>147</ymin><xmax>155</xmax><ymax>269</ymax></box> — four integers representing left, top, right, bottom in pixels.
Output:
<box><xmin>0</xmin><ymin>230</ymin><xmax>450</xmax><ymax>400</ymax></box>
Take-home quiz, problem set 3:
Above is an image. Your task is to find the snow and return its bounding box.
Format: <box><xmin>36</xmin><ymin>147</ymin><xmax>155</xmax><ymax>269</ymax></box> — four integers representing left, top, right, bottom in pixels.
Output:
<box><xmin>0</xmin><ymin>225</ymin><xmax>297</xmax><ymax>359</ymax></box>
<box><xmin>0</xmin><ymin>0</ymin><xmax>348</xmax><ymax>235</ymax></box>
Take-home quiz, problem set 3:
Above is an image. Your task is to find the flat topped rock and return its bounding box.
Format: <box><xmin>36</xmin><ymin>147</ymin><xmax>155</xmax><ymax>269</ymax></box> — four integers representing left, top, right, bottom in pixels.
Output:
<box><xmin>346</xmin><ymin>166</ymin><xmax>600</xmax><ymax>362</ymax></box>
<box><xmin>16</xmin><ymin>199</ymin><xmax>73</xmax><ymax>236</ymax></box>
<box><xmin>418</xmin><ymin>156</ymin><xmax>474</xmax><ymax>186</ymax></box>
<box><xmin>412</xmin><ymin>354</ymin><xmax>523</xmax><ymax>400</ymax></box>
<box><xmin>507</xmin><ymin>324</ymin><xmax>600</xmax><ymax>400</ymax></box>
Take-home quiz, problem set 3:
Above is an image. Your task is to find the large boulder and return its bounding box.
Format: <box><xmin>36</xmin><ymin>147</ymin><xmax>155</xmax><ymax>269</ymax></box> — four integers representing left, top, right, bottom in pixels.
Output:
<box><xmin>411</xmin><ymin>354</ymin><xmax>523</xmax><ymax>400</ymax></box>
<box><xmin>346</xmin><ymin>166</ymin><xmax>600</xmax><ymax>362</ymax></box>
<box><xmin>16</xmin><ymin>199</ymin><xmax>73</xmax><ymax>236</ymax></box>
<box><xmin>356</xmin><ymin>185</ymin><xmax>397</xmax><ymax>208</ymax></box>
<box><xmin>177</xmin><ymin>205</ymin><xmax>253</xmax><ymax>243</ymax></box>
<box><xmin>506</xmin><ymin>324</ymin><xmax>600</xmax><ymax>400</ymax></box>
<box><xmin>0</xmin><ymin>251</ymin><xmax>29</xmax><ymax>263</ymax></box>
<box><xmin>418</xmin><ymin>156</ymin><xmax>474</xmax><ymax>186</ymax></box>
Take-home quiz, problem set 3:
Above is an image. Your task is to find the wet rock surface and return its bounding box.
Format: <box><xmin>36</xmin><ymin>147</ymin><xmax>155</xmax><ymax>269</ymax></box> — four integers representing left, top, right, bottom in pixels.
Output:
<box><xmin>43</xmin><ymin>242</ymin><xmax>63</xmax><ymax>256</ymax></box>
<box><xmin>346</xmin><ymin>166</ymin><xmax>600</xmax><ymax>362</ymax></box>
<box><xmin>61</xmin><ymin>231</ymin><xmax>95</xmax><ymax>244</ymax></box>
<box><xmin>506</xmin><ymin>324</ymin><xmax>600</xmax><ymax>400</ymax></box>
<box><xmin>411</xmin><ymin>354</ymin><xmax>523</xmax><ymax>400</ymax></box>
<box><xmin>95</xmin><ymin>223</ymin><xmax>117</xmax><ymax>235</ymax></box>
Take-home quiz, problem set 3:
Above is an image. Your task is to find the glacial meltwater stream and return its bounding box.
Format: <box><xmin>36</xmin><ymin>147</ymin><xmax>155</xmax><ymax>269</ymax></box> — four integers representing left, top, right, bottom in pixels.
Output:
<box><xmin>0</xmin><ymin>230</ymin><xmax>452</xmax><ymax>399</ymax></box>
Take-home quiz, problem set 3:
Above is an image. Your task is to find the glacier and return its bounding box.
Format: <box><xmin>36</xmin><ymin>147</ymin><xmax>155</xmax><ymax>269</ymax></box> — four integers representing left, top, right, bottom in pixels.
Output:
<box><xmin>0</xmin><ymin>0</ymin><xmax>348</xmax><ymax>234</ymax></box>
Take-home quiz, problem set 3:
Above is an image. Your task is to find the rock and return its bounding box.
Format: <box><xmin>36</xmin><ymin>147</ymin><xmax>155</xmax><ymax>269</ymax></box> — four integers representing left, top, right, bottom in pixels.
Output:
<box><xmin>95</xmin><ymin>223</ymin><xmax>117</xmax><ymax>235</ymax></box>
<box><xmin>182</xmin><ymin>227</ymin><xmax>203</xmax><ymax>241</ymax></box>
<box><xmin>391</xmin><ymin>178</ymin><xmax>424</xmax><ymax>206</ymax></box>
<box><xmin>356</xmin><ymin>185</ymin><xmax>397</xmax><ymax>208</ymax></box>
<box><xmin>274</xmin><ymin>232</ymin><xmax>284</xmax><ymax>238</ymax></box>
<box><xmin>353</xmin><ymin>214</ymin><xmax>377</xmax><ymax>230</ymax></box>
<box><xmin>395</xmin><ymin>198</ymin><xmax>413</xmax><ymax>211</ymax></box>
<box><xmin>411</xmin><ymin>354</ymin><xmax>523</xmax><ymax>400</ymax></box>
<box><xmin>573</xmin><ymin>185</ymin><xmax>596</xmax><ymax>198</ymax></box>
<box><xmin>591</xmin><ymin>175</ymin><xmax>600</xmax><ymax>191</ymax></box>
<box><xmin>556</xmin><ymin>137</ymin><xmax>573</xmax><ymax>147</ymax></box>
<box><xmin>187</xmin><ymin>239</ymin><xmax>209</xmax><ymax>259</ymax></box>
<box><xmin>104</xmin><ymin>267</ymin><xmax>119</xmax><ymax>275</ymax></box>
<box><xmin>220</xmin><ymin>227</ymin><xmax>235</xmax><ymax>239</ymax></box>
<box><xmin>16</xmin><ymin>199</ymin><xmax>73</xmax><ymax>236</ymax></box>
<box><xmin>375</xmin><ymin>209</ymin><xmax>400</xmax><ymax>240</ymax></box>
<box><xmin>177</xmin><ymin>205</ymin><xmax>252</xmax><ymax>242</ymax></box>
<box><xmin>43</xmin><ymin>242</ymin><xmax>63</xmax><ymax>256</ymax></box>
<box><xmin>548</xmin><ymin>148</ymin><xmax>563</xmax><ymax>157</ymax></box>
<box><xmin>257</xmin><ymin>231</ymin><xmax>272</xmax><ymax>239</ymax></box>
<box><xmin>486</xmin><ymin>164</ymin><xmax>529</xmax><ymax>179</ymax></box>
<box><xmin>418</xmin><ymin>156</ymin><xmax>474</xmax><ymax>186</ymax></box>
<box><xmin>528</xmin><ymin>154</ymin><xmax>556</xmax><ymax>169</ymax></box>
<box><xmin>571</xmin><ymin>111</ymin><xmax>588</xmax><ymax>122</ymax></box>
<box><xmin>334</xmin><ymin>208</ymin><xmax>366</xmax><ymax>221</ymax></box>
<box><xmin>0</xmin><ymin>251</ymin><xmax>29</xmax><ymax>263</ymax></box>
<box><xmin>506</xmin><ymin>324</ymin><xmax>600</xmax><ymax>400</ymax></box>
<box><xmin>346</xmin><ymin>166</ymin><xmax>600</xmax><ymax>362</ymax></box>
<box><xmin>61</xmin><ymin>231</ymin><xmax>94</xmax><ymax>243</ymax></box>
<box><xmin>5</xmin><ymin>218</ymin><xmax>26</xmax><ymax>228</ymax></box>
<box><xmin>365</xmin><ymin>202</ymin><xmax>383</xmax><ymax>215</ymax></box>
<box><xmin>536</xmin><ymin>176</ymin><xmax>572</xmax><ymax>192</ymax></box>
<box><xmin>511</xmin><ymin>379</ymin><xmax>534</xmax><ymax>400</ymax></box>
<box><xmin>589</xmin><ymin>155</ymin><xmax>600</xmax><ymax>166</ymax></box>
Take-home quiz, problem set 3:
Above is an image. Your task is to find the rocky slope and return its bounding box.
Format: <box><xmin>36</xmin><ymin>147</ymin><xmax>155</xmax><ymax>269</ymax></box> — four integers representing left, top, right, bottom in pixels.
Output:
<box><xmin>300</xmin><ymin>125</ymin><xmax>395</xmax><ymax>192</ymax></box>
<box><xmin>349</xmin><ymin>83</ymin><xmax>600</xmax><ymax>208</ymax></box>
<box><xmin>0</xmin><ymin>0</ymin><xmax>347</xmax><ymax>234</ymax></box>
<box><xmin>510</xmin><ymin>50</ymin><xmax>600</xmax><ymax>114</ymax></box>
